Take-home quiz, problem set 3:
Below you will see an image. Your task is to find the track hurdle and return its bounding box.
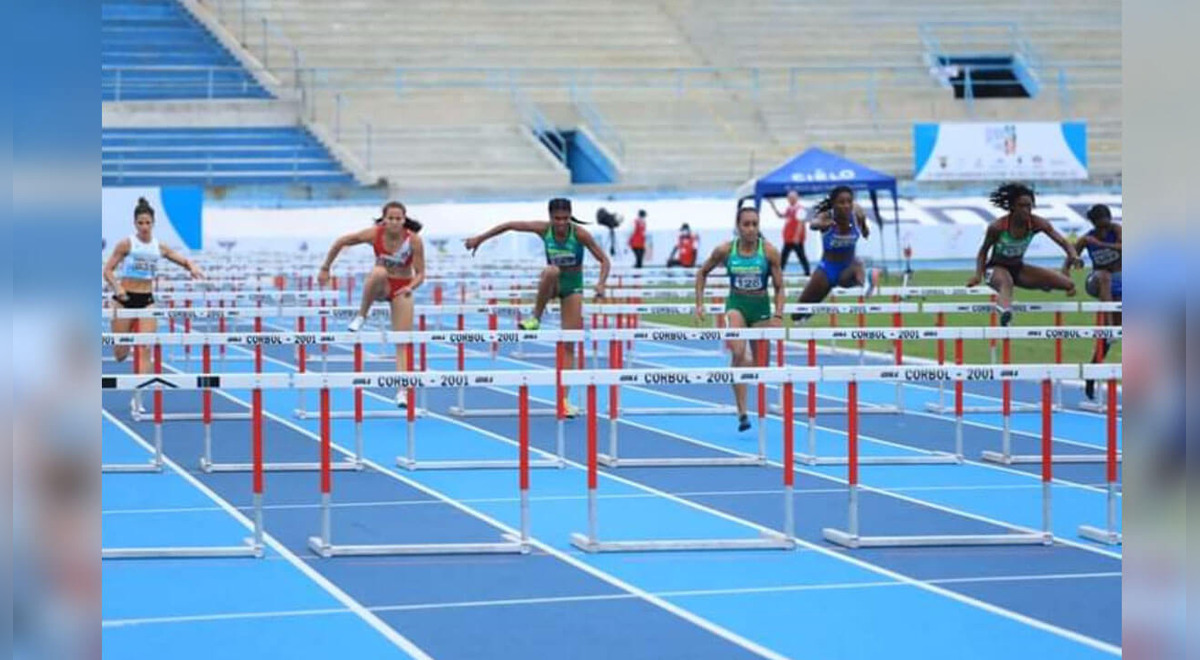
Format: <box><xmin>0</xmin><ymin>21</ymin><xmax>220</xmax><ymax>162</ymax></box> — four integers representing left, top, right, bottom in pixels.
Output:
<box><xmin>924</xmin><ymin>301</ymin><xmax>1122</xmax><ymax>414</ymax></box>
<box><xmin>822</xmin><ymin>363</ymin><xmax>1081</xmax><ymax>549</ymax></box>
<box><xmin>1077</xmin><ymin>364</ymin><xmax>1123</xmax><ymax>545</ymax></box>
<box><xmin>587</xmin><ymin>328</ymin><xmax>782</xmax><ymax>467</ymax></box>
<box><xmin>566</xmin><ymin>366</ymin><xmax>803</xmax><ymax>553</ymax></box>
<box><xmin>100</xmin><ymin>371</ymin><xmax>269</xmax><ymax>559</ymax></box>
<box><xmin>306</xmin><ymin>369</ymin><xmax>557</xmax><ymax>557</ymax></box>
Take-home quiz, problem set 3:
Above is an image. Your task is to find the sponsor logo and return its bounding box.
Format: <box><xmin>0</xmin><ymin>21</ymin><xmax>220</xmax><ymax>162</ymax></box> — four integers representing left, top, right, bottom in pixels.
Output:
<box><xmin>101</xmin><ymin>336</ymin><xmax>115</xmax><ymax>346</ymax></box>
<box><xmin>650</xmin><ymin>331</ymin><xmax>689</xmax><ymax>341</ymax></box>
<box><xmin>738</xmin><ymin>372</ymin><xmax>759</xmax><ymax>381</ymax></box>
<box><xmin>473</xmin><ymin>376</ymin><xmax>494</xmax><ymax>384</ymax></box>
<box><xmin>880</xmin><ymin>370</ymin><xmax>899</xmax><ymax>379</ymax></box>
<box><xmin>645</xmin><ymin>372</ymin><xmax>693</xmax><ymax>385</ymax></box>
<box><xmin>851</xmin><ymin>330</ymin><xmax>888</xmax><ymax>341</ymax></box>
<box><xmin>904</xmin><ymin>368</ymin><xmax>950</xmax><ymax>381</ymax></box>
<box><xmin>495</xmin><ymin>332</ymin><xmax>519</xmax><ymax>343</ymax></box>
<box><xmin>619</xmin><ymin>374</ymin><xmax>638</xmax><ymax>382</ymax></box>
<box><xmin>351</xmin><ymin>377</ymin><xmax>371</xmax><ymax>386</ymax></box>
<box><xmin>318</xmin><ymin>334</ymin><xmax>336</xmax><ymax>343</ymax></box>
<box><xmin>378</xmin><ymin>375</ymin><xmax>425</xmax><ymax>389</ymax></box>
<box><xmin>449</xmin><ymin>332</ymin><xmax>487</xmax><ymax>343</ymax></box>
<box><xmin>245</xmin><ymin>335</ymin><xmax>283</xmax><ymax>346</ymax></box>
<box><xmin>294</xmin><ymin>334</ymin><xmax>317</xmax><ymax>344</ymax></box>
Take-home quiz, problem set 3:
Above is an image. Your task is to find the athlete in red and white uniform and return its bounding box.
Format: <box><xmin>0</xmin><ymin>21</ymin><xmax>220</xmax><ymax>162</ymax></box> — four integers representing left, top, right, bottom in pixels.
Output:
<box><xmin>319</xmin><ymin>201</ymin><xmax>425</xmax><ymax>405</ymax></box>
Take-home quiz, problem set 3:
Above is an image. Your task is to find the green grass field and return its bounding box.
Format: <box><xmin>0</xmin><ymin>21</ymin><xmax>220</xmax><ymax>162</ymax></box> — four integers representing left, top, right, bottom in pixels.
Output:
<box><xmin>634</xmin><ymin>269</ymin><xmax>1121</xmax><ymax>365</ymax></box>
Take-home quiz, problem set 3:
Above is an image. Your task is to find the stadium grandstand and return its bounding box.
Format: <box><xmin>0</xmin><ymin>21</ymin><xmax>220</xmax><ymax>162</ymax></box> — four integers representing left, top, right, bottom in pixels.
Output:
<box><xmin>102</xmin><ymin>0</ymin><xmax>1120</xmax><ymax>199</ymax></box>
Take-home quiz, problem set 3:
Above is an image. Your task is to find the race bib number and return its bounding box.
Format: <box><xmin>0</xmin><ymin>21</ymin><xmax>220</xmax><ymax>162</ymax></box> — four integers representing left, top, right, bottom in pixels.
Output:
<box><xmin>734</xmin><ymin>275</ymin><xmax>763</xmax><ymax>290</ymax></box>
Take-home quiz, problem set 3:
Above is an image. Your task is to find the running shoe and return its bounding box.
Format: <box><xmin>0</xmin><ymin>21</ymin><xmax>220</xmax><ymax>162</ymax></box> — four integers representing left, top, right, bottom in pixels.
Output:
<box><xmin>863</xmin><ymin>268</ymin><xmax>881</xmax><ymax>298</ymax></box>
<box><xmin>519</xmin><ymin>317</ymin><xmax>541</xmax><ymax>331</ymax></box>
<box><xmin>562</xmin><ymin>400</ymin><xmax>579</xmax><ymax>419</ymax></box>
<box><xmin>130</xmin><ymin>392</ymin><xmax>146</xmax><ymax>417</ymax></box>
<box><xmin>998</xmin><ymin>308</ymin><xmax>1013</xmax><ymax>327</ymax></box>
<box><xmin>737</xmin><ymin>413</ymin><xmax>751</xmax><ymax>432</ymax></box>
<box><xmin>395</xmin><ymin>388</ymin><xmax>409</xmax><ymax>409</ymax></box>
<box><xmin>347</xmin><ymin>315</ymin><xmax>366</xmax><ymax>332</ymax></box>
<box><xmin>1084</xmin><ymin>379</ymin><xmax>1097</xmax><ymax>401</ymax></box>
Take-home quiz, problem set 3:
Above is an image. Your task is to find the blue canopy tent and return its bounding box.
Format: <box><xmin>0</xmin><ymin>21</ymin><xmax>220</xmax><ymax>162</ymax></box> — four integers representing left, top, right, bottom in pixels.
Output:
<box><xmin>736</xmin><ymin>147</ymin><xmax>901</xmax><ymax>274</ymax></box>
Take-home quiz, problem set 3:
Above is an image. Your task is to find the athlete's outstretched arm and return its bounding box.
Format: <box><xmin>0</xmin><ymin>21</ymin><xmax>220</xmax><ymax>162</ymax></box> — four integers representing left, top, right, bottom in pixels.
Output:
<box><xmin>319</xmin><ymin>227</ymin><xmax>374</xmax><ymax>285</ymax></box>
<box><xmin>102</xmin><ymin>239</ymin><xmax>131</xmax><ymax>296</ymax></box>
<box><xmin>765</xmin><ymin>242</ymin><xmax>786</xmax><ymax>318</ymax></box>
<box><xmin>575</xmin><ymin>226</ymin><xmax>611</xmax><ymax>297</ymax></box>
<box><xmin>160</xmin><ymin>244</ymin><xmax>204</xmax><ymax>279</ymax></box>
<box><xmin>967</xmin><ymin>224</ymin><xmax>1000</xmax><ymax>287</ymax></box>
<box><xmin>694</xmin><ymin>242</ymin><xmax>731</xmax><ymax>324</ymax></box>
<box><xmin>463</xmin><ymin>221</ymin><xmax>548</xmax><ymax>254</ymax></box>
<box><xmin>855</xmin><ymin>205</ymin><xmax>871</xmax><ymax>239</ymax></box>
<box><xmin>1036</xmin><ymin>216</ymin><xmax>1081</xmax><ymax>267</ymax></box>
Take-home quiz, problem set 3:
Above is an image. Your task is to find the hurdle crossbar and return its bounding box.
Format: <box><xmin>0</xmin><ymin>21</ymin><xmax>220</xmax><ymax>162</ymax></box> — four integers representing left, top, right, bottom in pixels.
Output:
<box><xmin>563</xmin><ymin>370</ymin><xmax>797</xmax><ymax>553</ymax></box>
<box><xmin>821</xmin><ymin>364</ymin><xmax>1085</xmax><ymax>549</ymax></box>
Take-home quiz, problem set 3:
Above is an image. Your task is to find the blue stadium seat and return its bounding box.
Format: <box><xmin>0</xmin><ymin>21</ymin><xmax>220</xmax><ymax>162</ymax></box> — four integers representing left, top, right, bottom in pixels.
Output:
<box><xmin>102</xmin><ymin>127</ymin><xmax>354</xmax><ymax>186</ymax></box>
<box><xmin>102</xmin><ymin>0</ymin><xmax>270</xmax><ymax>100</ymax></box>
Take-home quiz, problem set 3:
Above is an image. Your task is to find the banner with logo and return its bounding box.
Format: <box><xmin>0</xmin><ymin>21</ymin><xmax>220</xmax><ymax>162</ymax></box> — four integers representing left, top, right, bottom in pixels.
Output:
<box><xmin>913</xmin><ymin>122</ymin><xmax>1088</xmax><ymax>181</ymax></box>
<box><xmin>102</xmin><ymin>187</ymin><xmax>203</xmax><ymax>254</ymax></box>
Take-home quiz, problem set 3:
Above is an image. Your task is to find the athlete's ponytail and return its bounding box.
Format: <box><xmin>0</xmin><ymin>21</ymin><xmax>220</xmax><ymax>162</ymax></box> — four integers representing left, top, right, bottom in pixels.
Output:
<box><xmin>813</xmin><ymin>185</ymin><xmax>854</xmax><ymax>217</ymax></box>
<box><xmin>376</xmin><ymin>201</ymin><xmax>422</xmax><ymax>233</ymax></box>
<box><xmin>134</xmin><ymin>197</ymin><xmax>156</xmax><ymax>220</ymax></box>
<box><xmin>548</xmin><ymin>197</ymin><xmax>588</xmax><ymax>224</ymax></box>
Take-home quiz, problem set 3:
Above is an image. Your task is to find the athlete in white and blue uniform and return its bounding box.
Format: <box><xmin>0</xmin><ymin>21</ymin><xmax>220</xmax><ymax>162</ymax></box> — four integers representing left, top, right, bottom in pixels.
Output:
<box><xmin>102</xmin><ymin>197</ymin><xmax>205</xmax><ymax>415</ymax></box>
<box><xmin>791</xmin><ymin>186</ymin><xmax>878</xmax><ymax>322</ymax></box>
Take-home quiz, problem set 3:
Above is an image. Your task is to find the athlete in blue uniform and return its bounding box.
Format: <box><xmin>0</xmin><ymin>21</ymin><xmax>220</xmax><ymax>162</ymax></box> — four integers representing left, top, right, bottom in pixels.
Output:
<box><xmin>791</xmin><ymin>186</ymin><xmax>878</xmax><ymax>323</ymax></box>
<box><xmin>1073</xmin><ymin>203</ymin><xmax>1121</xmax><ymax>399</ymax></box>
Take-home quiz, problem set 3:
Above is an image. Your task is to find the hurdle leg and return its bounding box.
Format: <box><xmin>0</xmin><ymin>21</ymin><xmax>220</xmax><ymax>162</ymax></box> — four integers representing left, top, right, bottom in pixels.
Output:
<box><xmin>1079</xmin><ymin>379</ymin><xmax>1122</xmax><ymax>544</ymax></box>
<box><xmin>783</xmin><ymin>382</ymin><xmax>796</xmax><ymax>539</ymax></box>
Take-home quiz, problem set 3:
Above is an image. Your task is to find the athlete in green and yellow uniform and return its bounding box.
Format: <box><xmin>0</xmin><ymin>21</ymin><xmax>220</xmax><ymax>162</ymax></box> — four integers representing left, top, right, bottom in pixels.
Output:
<box><xmin>967</xmin><ymin>182</ymin><xmax>1081</xmax><ymax>326</ymax></box>
<box><xmin>464</xmin><ymin>198</ymin><xmax>610</xmax><ymax>415</ymax></box>
<box><xmin>695</xmin><ymin>206</ymin><xmax>786</xmax><ymax>432</ymax></box>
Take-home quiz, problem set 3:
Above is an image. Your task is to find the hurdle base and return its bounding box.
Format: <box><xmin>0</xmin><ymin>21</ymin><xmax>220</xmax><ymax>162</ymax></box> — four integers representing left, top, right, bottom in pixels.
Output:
<box><xmin>569</xmin><ymin>531</ymin><xmax>793</xmax><ymax>553</ymax></box>
<box><xmin>447</xmin><ymin>406</ymin><xmax>560</xmax><ymax>418</ymax></box>
<box><xmin>307</xmin><ymin>533</ymin><xmax>528</xmax><ymax>558</ymax></box>
<box><xmin>925</xmin><ymin>402</ymin><xmax>1055</xmax><ymax>415</ymax></box>
<box><xmin>597</xmin><ymin>452</ymin><xmax>765</xmax><ymax>468</ymax></box>
<box><xmin>980</xmin><ymin>451</ymin><xmax>1117</xmax><ymax>465</ymax></box>
<box><xmin>770</xmin><ymin>404</ymin><xmax>900</xmax><ymax>416</ymax></box>
<box><xmin>102</xmin><ymin>462</ymin><xmax>163</xmax><ymax>473</ymax></box>
<box><xmin>1077</xmin><ymin>400</ymin><xmax>1122</xmax><ymax>413</ymax></box>
<box><xmin>103</xmin><ymin>537</ymin><xmax>263</xmax><ymax>560</ymax></box>
<box><xmin>795</xmin><ymin>452</ymin><xmax>962</xmax><ymax>466</ymax></box>
<box><xmin>395</xmin><ymin>457</ymin><xmax>565</xmax><ymax>471</ymax></box>
<box><xmin>200</xmin><ymin>458</ymin><xmax>364</xmax><ymax>473</ymax></box>
<box><xmin>293</xmin><ymin>408</ymin><xmax>428</xmax><ymax>420</ymax></box>
<box><xmin>133</xmin><ymin>411</ymin><xmax>251</xmax><ymax>423</ymax></box>
<box><xmin>1077</xmin><ymin>525</ymin><xmax>1122</xmax><ymax>546</ymax></box>
<box><xmin>822</xmin><ymin>528</ymin><xmax>1051</xmax><ymax>549</ymax></box>
<box><xmin>617</xmin><ymin>406</ymin><xmax>739</xmax><ymax>416</ymax></box>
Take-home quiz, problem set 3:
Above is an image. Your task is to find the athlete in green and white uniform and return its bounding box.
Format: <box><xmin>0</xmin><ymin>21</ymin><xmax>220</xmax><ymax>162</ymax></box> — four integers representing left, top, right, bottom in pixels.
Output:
<box><xmin>968</xmin><ymin>182</ymin><xmax>1080</xmax><ymax>326</ymax></box>
<box><xmin>464</xmin><ymin>198</ymin><xmax>610</xmax><ymax>416</ymax></box>
<box><xmin>695</xmin><ymin>206</ymin><xmax>785</xmax><ymax>432</ymax></box>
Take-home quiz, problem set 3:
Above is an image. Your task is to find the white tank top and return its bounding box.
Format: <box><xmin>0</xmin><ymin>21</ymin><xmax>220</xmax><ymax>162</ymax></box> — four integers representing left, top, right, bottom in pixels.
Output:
<box><xmin>121</xmin><ymin>235</ymin><xmax>161</xmax><ymax>280</ymax></box>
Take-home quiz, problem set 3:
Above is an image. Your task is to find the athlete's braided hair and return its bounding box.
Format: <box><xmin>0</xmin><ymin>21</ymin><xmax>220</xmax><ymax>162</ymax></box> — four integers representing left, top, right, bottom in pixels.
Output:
<box><xmin>813</xmin><ymin>186</ymin><xmax>854</xmax><ymax>217</ymax></box>
<box><xmin>989</xmin><ymin>182</ymin><xmax>1036</xmax><ymax>211</ymax></box>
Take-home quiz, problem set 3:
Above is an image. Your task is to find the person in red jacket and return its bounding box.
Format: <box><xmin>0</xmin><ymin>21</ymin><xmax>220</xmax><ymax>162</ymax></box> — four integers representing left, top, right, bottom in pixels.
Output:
<box><xmin>769</xmin><ymin>190</ymin><xmax>810</xmax><ymax>275</ymax></box>
<box><xmin>628</xmin><ymin>209</ymin><xmax>648</xmax><ymax>268</ymax></box>
<box><xmin>667</xmin><ymin>223</ymin><xmax>698</xmax><ymax>267</ymax></box>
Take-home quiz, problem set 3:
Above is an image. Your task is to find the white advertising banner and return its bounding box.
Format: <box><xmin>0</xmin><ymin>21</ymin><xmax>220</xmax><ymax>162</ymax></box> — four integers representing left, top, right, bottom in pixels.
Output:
<box><xmin>913</xmin><ymin>122</ymin><xmax>1088</xmax><ymax>181</ymax></box>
